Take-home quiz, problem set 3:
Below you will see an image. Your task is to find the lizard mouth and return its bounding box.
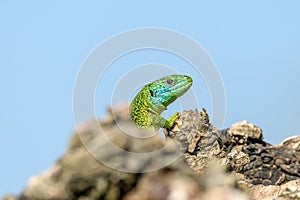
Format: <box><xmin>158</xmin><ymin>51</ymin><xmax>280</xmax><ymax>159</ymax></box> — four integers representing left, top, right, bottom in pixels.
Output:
<box><xmin>171</xmin><ymin>75</ymin><xmax>193</xmax><ymax>97</ymax></box>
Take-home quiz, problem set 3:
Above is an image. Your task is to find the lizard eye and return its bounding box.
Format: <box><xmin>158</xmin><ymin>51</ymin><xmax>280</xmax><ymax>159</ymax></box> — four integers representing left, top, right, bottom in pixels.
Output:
<box><xmin>166</xmin><ymin>79</ymin><xmax>174</xmax><ymax>85</ymax></box>
<box><xmin>149</xmin><ymin>90</ymin><xmax>154</xmax><ymax>97</ymax></box>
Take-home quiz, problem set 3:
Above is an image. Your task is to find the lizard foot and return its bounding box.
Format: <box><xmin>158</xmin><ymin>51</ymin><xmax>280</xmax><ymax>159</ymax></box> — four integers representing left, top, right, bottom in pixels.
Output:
<box><xmin>164</xmin><ymin>112</ymin><xmax>180</xmax><ymax>129</ymax></box>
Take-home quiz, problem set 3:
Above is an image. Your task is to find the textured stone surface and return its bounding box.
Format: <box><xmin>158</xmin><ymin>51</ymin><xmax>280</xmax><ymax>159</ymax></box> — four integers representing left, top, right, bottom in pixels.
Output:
<box><xmin>167</xmin><ymin>110</ymin><xmax>300</xmax><ymax>187</ymax></box>
<box><xmin>248</xmin><ymin>179</ymin><xmax>300</xmax><ymax>200</ymax></box>
<box><xmin>3</xmin><ymin>105</ymin><xmax>300</xmax><ymax>200</ymax></box>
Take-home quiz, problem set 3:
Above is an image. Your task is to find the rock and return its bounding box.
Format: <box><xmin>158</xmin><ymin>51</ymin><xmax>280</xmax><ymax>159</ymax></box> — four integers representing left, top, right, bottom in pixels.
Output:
<box><xmin>2</xmin><ymin>194</ymin><xmax>17</xmax><ymax>200</ymax></box>
<box><xmin>228</xmin><ymin>120</ymin><xmax>263</xmax><ymax>143</ymax></box>
<box><xmin>167</xmin><ymin>109</ymin><xmax>300</xmax><ymax>188</ymax></box>
<box><xmin>3</xmin><ymin>105</ymin><xmax>300</xmax><ymax>200</ymax></box>
<box><xmin>248</xmin><ymin>179</ymin><xmax>300</xmax><ymax>200</ymax></box>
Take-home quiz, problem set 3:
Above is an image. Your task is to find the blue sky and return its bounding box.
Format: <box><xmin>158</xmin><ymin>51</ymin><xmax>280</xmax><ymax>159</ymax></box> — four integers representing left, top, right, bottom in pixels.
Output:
<box><xmin>1</xmin><ymin>1</ymin><xmax>300</xmax><ymax>196</ymax></box>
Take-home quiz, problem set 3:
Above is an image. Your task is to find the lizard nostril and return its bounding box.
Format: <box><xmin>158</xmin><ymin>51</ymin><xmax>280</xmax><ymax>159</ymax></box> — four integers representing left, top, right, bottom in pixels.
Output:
<box><xmin>184</xmin><ymin>76</ymin><xmax>192</xmax><ymax>84</ymax></box>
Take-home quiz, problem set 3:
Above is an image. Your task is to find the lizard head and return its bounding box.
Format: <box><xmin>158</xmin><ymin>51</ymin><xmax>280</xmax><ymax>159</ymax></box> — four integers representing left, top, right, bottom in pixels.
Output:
<box><xmin>147</xmin><ymin>74</ymin><xmax>193</xmax><ymax>108</ymax></box>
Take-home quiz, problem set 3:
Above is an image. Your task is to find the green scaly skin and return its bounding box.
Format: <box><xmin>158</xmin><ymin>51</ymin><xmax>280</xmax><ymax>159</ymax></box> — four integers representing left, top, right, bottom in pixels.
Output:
<box><xmin>130</xmin><ymin>75</ymin><xmax>193</xmax><ymax>130</ymax></box>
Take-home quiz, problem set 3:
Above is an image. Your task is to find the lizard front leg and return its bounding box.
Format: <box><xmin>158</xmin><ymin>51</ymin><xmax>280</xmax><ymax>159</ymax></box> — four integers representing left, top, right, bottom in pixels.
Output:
<box><xmin>151</xmin><ymin>112</ymin><xmax>179</xmax><ymax>129</ymax></box>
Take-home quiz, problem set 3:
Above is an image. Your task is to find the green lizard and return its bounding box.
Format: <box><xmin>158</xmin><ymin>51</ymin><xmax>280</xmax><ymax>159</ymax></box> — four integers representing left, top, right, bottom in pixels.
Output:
<box><xmin>130</xmin><ymin>75</ymin><xmax>193</xmax><ymax>130</ymax></box>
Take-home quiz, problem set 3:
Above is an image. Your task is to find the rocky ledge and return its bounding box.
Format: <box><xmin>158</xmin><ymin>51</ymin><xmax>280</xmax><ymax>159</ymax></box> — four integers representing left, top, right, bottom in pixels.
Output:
<box><xmin>3</xmin><ymin>105</ymin><xmax>300</xmax><ymax>200</ymax></box>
